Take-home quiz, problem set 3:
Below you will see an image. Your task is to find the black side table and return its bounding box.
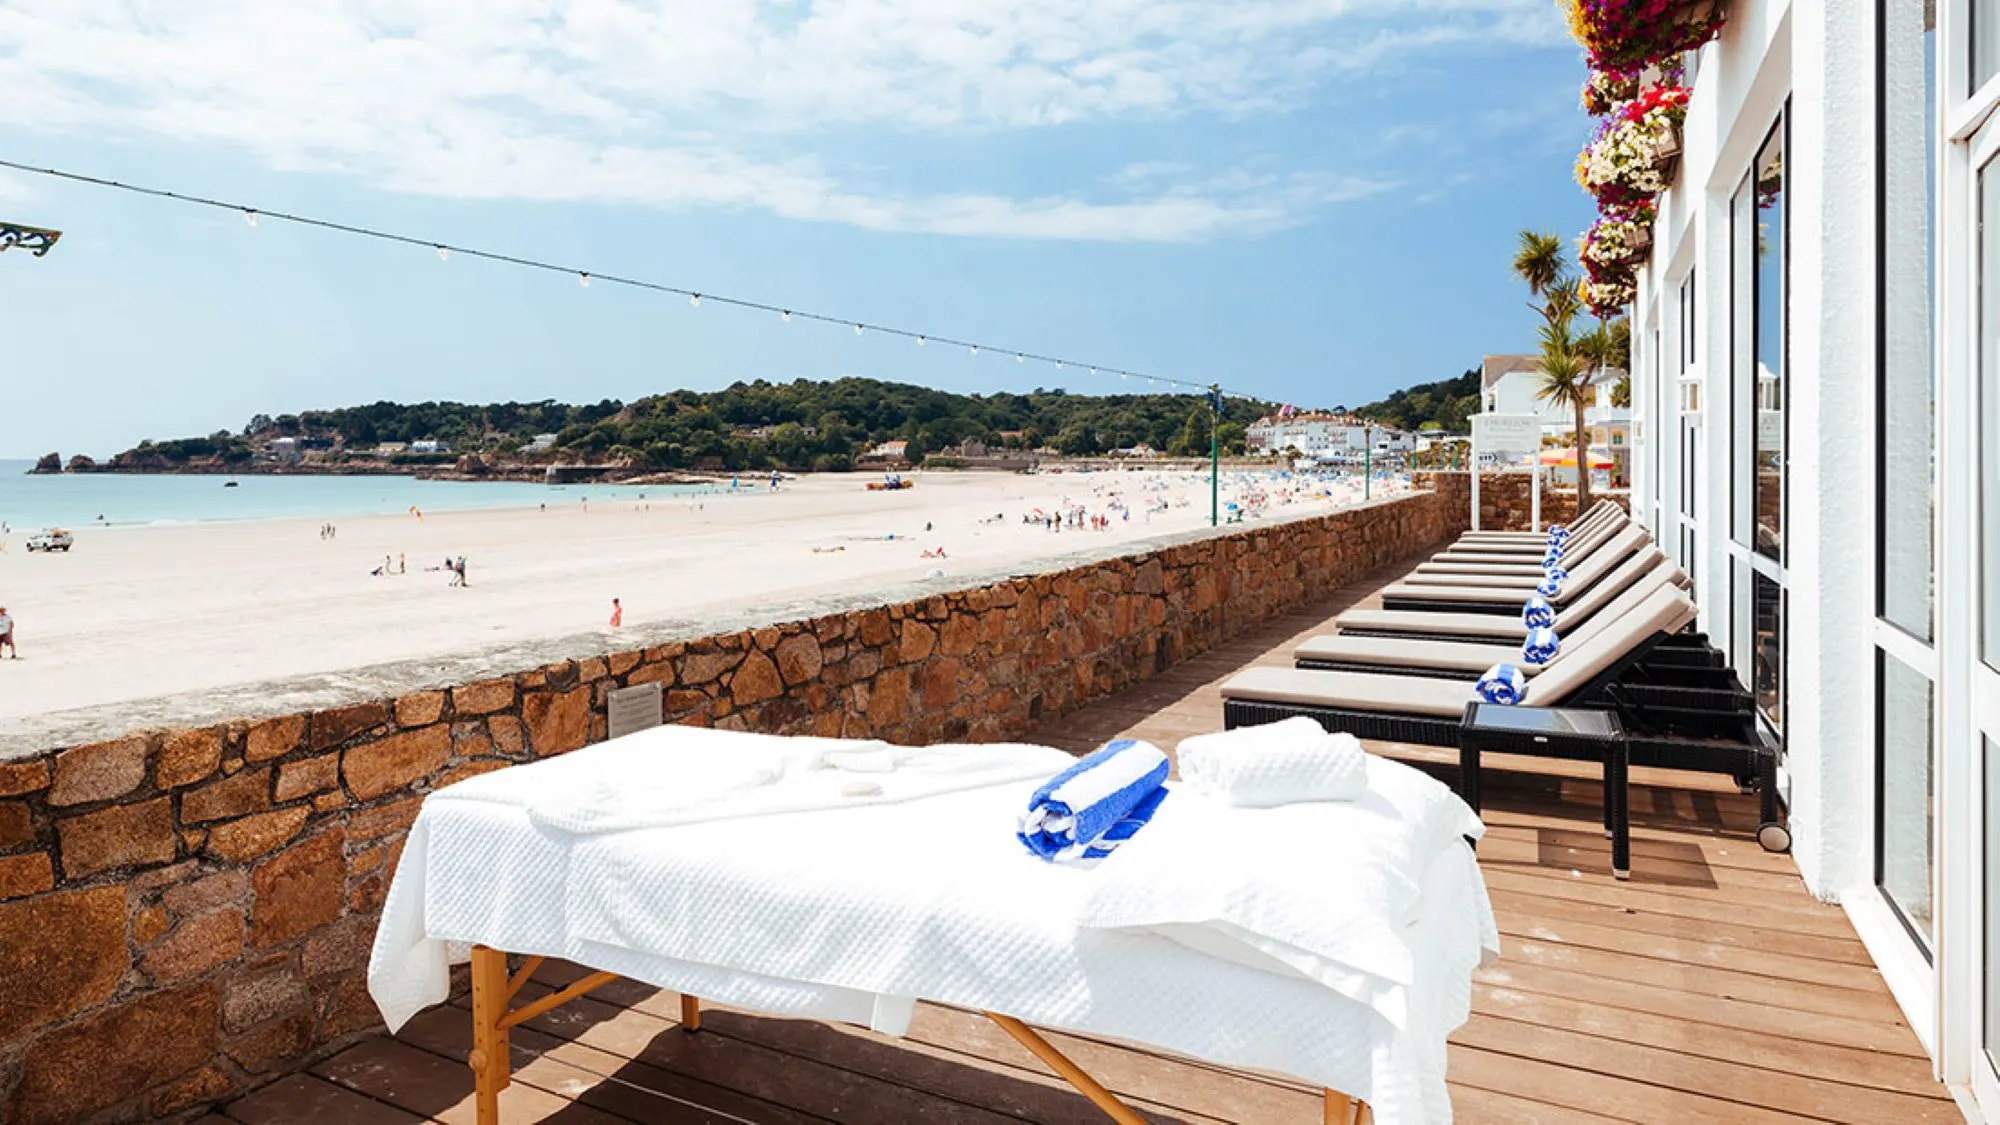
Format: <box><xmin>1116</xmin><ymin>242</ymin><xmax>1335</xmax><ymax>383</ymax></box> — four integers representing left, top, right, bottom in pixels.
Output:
<box><xmin>1459</xmin><ymin>703</ymin><xmax>1631</xmax><ymax>879</ymax></box>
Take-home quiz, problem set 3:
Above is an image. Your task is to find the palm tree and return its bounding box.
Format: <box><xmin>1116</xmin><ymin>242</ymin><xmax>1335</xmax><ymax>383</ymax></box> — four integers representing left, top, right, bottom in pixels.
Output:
<box><xmin>1513</xmin><ymin>231</ymin><xmax>1568</xmax><ymax>309</ymax></box>
<box><xmin>1537</xmin><ymin>317</ymin><xmax>1595</xmax><ymax>513</ymax></box>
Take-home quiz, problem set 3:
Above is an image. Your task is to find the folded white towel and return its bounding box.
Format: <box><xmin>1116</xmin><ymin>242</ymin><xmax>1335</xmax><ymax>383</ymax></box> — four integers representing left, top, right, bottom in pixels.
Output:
<box><xmin>1176</xmin><ymin>718</ymin><xmax>1368</xmax><ymax>807</ymax></box>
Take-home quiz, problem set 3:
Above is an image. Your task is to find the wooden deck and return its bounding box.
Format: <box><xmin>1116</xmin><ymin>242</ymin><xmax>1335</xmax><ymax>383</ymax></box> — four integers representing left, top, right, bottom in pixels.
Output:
<box><xmin>214</xmin><ymin>560</ymin><xmax>1960</xmax><ymax>1124</ymax></box>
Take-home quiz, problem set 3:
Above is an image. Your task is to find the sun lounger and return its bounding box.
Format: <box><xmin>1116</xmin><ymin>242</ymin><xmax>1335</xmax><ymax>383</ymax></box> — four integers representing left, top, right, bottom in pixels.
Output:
<box><xmin>1223</xmin><ymin>585</ymin><xmax>1697</xmax><ymax>737</ymax></box>
<box><xmin>368</xmin><ymin>728</ymin><xmax>1499</xmax><ymax>1125</ymax></box>
<box><xmin>1424</xmin><ymin>510</ymin><xmax>1626</xmax><ymax>569</ymax></box>
<box><xmin>1405</xmin><ymin>523</ymin><xmax>1644</xmax><ymax>587</ymax></box>
<box><xmin>1335</xmin><ymin>546</ymin><xmax>1672</xmax><ymax>643</ymax></box>
<box><xmin>1223</xmin><ymin>585</ymin><xmax>1787</xmax><ymax>850</ymax></box>
<box><xmin>1294</xmin><ymin>558</ymin><xmax>1687</xmax><ymax>679</ymax></box>
<box><xmin>1446</xmin><ymin>501</ymin><xmax>1618</xmax><ymax>549</ymax></box>
<box><xmin>1379</xmin><ymin>526</ymin><xmax>1650</xmax><ymax>612</ymax></box>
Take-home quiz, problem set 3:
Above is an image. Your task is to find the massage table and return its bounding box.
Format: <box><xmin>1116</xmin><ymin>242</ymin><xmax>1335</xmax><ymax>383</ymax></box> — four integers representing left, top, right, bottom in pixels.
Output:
<box><xmin>368</xmin><ymin>728</ymin><xmax>1497</xmax><ymax>1124</ymax></box>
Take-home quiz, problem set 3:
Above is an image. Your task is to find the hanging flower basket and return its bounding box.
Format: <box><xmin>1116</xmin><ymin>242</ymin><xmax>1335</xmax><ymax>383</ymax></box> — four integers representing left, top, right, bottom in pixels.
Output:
<box><xmin>1582</xmin><ymin>200</ymin><xmax>1658</xmax><ymax>267</ymax></box>
<box><xmin>1562</xmin><ymin>0</ymin><xmax>1728</xmax><ymax>72</ymax></box>
<box><xmin>1578</xmin><ymin>272</ymin><xmax>1637</xmax><ymax>318</ymax></box>
<box><xmin>1581</xmin><ymin>68</ymin><xmax>1640</xmax><ymax>115</ymax></box>
<box><xmin>1575</xmin><ymin>85</ymin><xmax>1690</xmax><ymax>205</ymax></box>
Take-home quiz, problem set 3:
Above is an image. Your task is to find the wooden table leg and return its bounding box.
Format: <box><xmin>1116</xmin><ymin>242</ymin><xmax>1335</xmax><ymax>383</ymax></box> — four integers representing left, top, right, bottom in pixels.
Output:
<box><xmin>468</xmin><ymin>947</ymin><xmax>512</xmax><ymax>1125</ymax></box>
<box><xmin>680</xmin><ymin>993</ymin><xmax>702</xmax><ymax>1032</ymax></box>
<box><xmin>1610</xmin><ymin>738</ymin><xmax>1631</xmax><ymax>880</ymax></box>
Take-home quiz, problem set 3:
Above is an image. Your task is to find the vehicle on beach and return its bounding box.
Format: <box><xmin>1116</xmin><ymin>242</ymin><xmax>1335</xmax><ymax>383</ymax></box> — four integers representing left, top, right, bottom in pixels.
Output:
<box><xmin>26</xmin><ymin>528</ymin><xmax>74</xmax><ymax>552</ymax></box>
<box><xmin>865</xmin><ymin>476</ymin><xmax>913</xmax><ymax>492</ymax></box>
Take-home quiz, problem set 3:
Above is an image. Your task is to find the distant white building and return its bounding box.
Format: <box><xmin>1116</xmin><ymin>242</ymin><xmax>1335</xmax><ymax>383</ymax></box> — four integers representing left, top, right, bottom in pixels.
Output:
<box><xmin>523</xmin><ymin>434</ymin><xmax>559</xmax><ymax>453</ymax></box>
<box><xmin>1480</xmin><ymin>354</ymin><xmax>1630</xmax><ymax>449</ymax></box>
<box><xmin>409</xmin><ymin>439</ymin><xmax>447</xmax><ymax>454</ymax></box>
<box><xmin>1245</xmin><ymin>413</ymin><xmax>1361</xmax><ymax>457</ymax></box>
<box><xmin>267</xmin><ymin>437</ymin><xmax>302</xmax><ymax>463</ymax></box>
<box><xmin>374</xmin><ymin>441</ymin><xmax>408</xmax><ymax>456</ymax></box>
<box><xmin>1247</xmin><ymin>413</ymin><xmax>1413</xmax><ymax>459</ymax></box>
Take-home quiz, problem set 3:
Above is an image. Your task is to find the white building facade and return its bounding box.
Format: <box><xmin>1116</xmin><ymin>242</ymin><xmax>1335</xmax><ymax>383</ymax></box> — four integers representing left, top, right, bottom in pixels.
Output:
<box><xmin>1483</xmin><ymin>354</ymin><xmax>1633</xmax><ymax>449</ymax></box>
<box><xmin>1624</xmin><ymin>0</ymin><xmax>1997</xmax><ymax>1109</ymax></box>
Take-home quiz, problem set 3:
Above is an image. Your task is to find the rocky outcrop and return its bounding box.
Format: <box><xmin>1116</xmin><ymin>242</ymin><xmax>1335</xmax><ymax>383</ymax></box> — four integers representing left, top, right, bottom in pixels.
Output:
<box><xmin>65</xmin><ymin>454</ymin><xmax>96</xmax><ymax>473</ymax></box>
<box><xmin>30</xmin><ymin>452</ymin><xmax>60</xmax><ymax>474</ymax></box>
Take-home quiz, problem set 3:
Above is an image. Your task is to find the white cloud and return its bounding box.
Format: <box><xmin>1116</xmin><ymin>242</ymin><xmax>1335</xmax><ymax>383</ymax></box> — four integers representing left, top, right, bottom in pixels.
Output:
<box><xmin>0</xmin><ymin>0</ymin><xmax>1561</xmax><ymax>241</ymax></box>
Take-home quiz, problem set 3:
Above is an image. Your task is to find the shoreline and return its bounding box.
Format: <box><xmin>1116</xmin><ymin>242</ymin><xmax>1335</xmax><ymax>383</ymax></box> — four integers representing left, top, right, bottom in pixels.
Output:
<box><xmin>0</xmin><ymin>469</ymin><xmax>1398</xmax><ymax>722</ymax></box>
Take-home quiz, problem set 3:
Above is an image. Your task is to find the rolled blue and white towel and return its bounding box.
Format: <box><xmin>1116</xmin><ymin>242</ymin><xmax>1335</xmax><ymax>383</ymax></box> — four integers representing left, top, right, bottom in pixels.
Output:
<box><xmin>1521</xmin><ymin>595</ymin><xmax>1556</xmax><ymax>628</ymax></box>
<box><xmin>1176</xmin><ymin>717</ymin><xmax>1367</xmax><ymax>807</ymax></box>
<box><xmin>1018</xmin><ymin>739</ymin><xmax>1171</xmax><ymax>863</ymax></box>
<box><xmin>1475</xmin><ymin>663</ymin><xmax>1527</xmax><ymax>705</ymax></box>
<box><xmin>1536</xmin><ymin>575</ymin><xmax>1563</xmax><ymax>598</ymax></box>
<box><xmin>1522</xmin><ymin>626</ymin><xmax>1561</xmax><ymax>665</ymax></box>
<box><xmin>1547</xmin><ymin>524</ymin><xmax>1570</xmax><ymax>543</ymax></box>
<box><xmin>1543</xmin><ymin>545</ymin><xmax>1564</xmax><ymax>566</ymax></box>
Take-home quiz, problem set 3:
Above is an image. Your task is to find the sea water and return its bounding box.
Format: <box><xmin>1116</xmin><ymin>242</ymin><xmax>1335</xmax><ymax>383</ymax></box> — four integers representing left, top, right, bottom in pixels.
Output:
<box><xmin>0</xmin><ymin>460</ymin><xmax>719</xmax><ymax>529</ymax></box>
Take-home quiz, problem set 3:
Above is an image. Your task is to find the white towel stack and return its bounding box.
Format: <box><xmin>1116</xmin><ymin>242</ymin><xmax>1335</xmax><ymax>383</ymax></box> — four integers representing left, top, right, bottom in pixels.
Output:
<box><xmin>1176</xmin><ymin>717</ymin><xmax>1368</xmax><ymax>807</ymax></box>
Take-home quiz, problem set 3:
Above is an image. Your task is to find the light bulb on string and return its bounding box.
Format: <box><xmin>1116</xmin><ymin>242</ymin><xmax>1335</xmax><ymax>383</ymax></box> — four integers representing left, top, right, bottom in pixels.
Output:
<box><xmin>578</xmin><ymin>272</ymin><xmax>591</xmax><ymax>288</ymax></box>
<box><xmin>854</xmin><ymin>324</ymin><xmax>864</xmax><ymax>335</ymax></box>
<box><xmin>917</xmin><ymin>335</ymin><xmax>925</xmax><ymax>347</ymax></box>
<box><xmin>1015</xmin><ymin>353</ymin><xmax>1024</xmax><ymax>363</ymax></box>
<box><xmin>781</xmin><ymin>310</ymin><xmax>791</xmax><ymax>323</ymax></box>
<box><xmin>969</xmin><ymin>345</ymin><xmax>978</xmax><ymax>357</ymax></box>
<box><xmin>435</xmin><ymin>245</ymin><xmax>450</xmax><ymax>262</ymax></box>
<box><xmin>242</xmin><ymin>209</ymin><xmax>258</xmax><ymax>228</ymax></box>
<box><xmin>689</xmin><ymin>293</ymin><xmax>701</xmax><ymax>308</ymax></box>
<box><xmin>1089</xmin><ymin>367</ymin><xmax>1097</xmax><ymax>377</ymax></box>
<box><xmin>1056</xmin><ymin>361</ymin><xmax>1064</xmax><ymax>370</ymax></box>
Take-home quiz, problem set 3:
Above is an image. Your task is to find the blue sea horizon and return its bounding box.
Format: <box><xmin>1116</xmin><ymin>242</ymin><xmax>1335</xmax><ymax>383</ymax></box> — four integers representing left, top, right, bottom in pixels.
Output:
<box><xmin>0</xmin><ymin>460</ymin><xmax>717</xmax><ymax>529</ymax></box>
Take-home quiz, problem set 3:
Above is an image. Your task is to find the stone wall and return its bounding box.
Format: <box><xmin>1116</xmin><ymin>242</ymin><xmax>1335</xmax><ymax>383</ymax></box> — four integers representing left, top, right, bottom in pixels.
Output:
<box><xmin>0</xmin><ymin>490</ymin><xmax>1462</xmax><ymax>1124</ymax></box>
<box><xmin>1413</xmin><ymin>470</ymin><xmax>1629</xmax><ymax>532</ymax></box>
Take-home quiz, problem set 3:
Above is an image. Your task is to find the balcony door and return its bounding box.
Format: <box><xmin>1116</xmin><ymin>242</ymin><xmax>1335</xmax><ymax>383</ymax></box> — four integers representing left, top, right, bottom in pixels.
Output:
<box><xmin>1957</xmin><ymin>0</ymin><xmax>2000</xmax><ymax>1104</ymax></box>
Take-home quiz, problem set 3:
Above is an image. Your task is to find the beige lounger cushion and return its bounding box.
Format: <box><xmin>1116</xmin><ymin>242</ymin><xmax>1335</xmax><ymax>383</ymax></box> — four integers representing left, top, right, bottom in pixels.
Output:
<box><xmin>1295</xmin><ymin>557</ymin><xmax>1685</xmax><ymax>676</ymax></box>
<box><xmin>1292</xmin><ymin>634</ymin><xmax>1540</xmax><ymax>676</ymax></box>
<box><xmin>1228</xmin><ymin>585</ymin><xmax>1695</xmax><ymax>719</ymax></box>
<box><xmin>1386</xmin><ymin>525</ymin><xmax>1647</xmax><ymax>601</ymax></box>
<box><xmin>1330</xmin><ymin>551</ymin><xmax>1674</xmax><ymax>641</ymax></box>
<box><xmin>1221</xmin><ymin>665</ymin><xmax>1475</xmax><ymax>718</ymax></box>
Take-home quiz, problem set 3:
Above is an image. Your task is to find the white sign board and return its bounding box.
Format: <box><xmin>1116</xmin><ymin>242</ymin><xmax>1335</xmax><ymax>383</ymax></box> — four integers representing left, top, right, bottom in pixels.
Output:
<box><xmin>606</xmin><ymin>682</ymin><xmax>664</xmax><ymax>740</ymax></box>
<box><xmin>1471</xmin><ymin>413</ymin><xmax>1542</xmax><ymax>457</ymax></box>
<box><xmin>1468</xmin><ymin>412</ymin><xmax>1543</xmax><ymax>533</ymax></box>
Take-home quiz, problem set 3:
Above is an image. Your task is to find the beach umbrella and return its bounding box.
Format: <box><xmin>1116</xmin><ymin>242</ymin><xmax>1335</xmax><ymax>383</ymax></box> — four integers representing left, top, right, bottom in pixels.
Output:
<box><xmin>1537</xmin><ymin>446</ymin><xmax>1615</xmax><ymax>469</ymax></box>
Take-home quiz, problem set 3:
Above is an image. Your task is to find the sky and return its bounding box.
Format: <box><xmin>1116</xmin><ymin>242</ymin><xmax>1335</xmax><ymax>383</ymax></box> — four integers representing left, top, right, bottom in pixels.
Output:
<box><xmin>0</xmin><ymin>0</ymin><xmax>1599</xmax><ymax>460</ymax></box>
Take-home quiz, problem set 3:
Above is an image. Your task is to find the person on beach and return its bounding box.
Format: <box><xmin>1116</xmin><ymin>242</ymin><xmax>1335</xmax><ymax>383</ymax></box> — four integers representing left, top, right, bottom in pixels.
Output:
<box><xmin>609</xmin><ymin>598</ymin><xmax>623</xmax><ymax>628</ymax></box>
<box><xmin>398</xmin><ymin>553</ymin><xmax>406</xmax><ymax>575</ymax></box>
<box><xmin>0</xmin><ymin>606</ymin><xmax>15</xmax><ymax>658</ymax></box>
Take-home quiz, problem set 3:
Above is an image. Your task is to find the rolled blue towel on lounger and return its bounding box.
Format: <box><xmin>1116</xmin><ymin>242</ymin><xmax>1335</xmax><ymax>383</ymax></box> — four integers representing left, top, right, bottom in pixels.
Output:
<box><xmin>1018</xmin><ymin>739</ymin><xmax>1171</xmax><ymax>863</ymax></box>
<box><xmin>1543</xmin><ymin>546</ymin><xmax>1564</xmax><ymax>567</ymax></box>
<box><xmin>1537</xmin><ymin>565</ymin><xmax>1566</xmax><ymax>598</ymax></box>
<box><xmin>1521</xmin><ymin>596</ymin><xmax>1556</xmax><ymax>628</ymax></box>
<box><xmin>1475</xmin><ymin>663</ymin><xmax>1527</xmax><ymax>705</ymax></box>
<box><xmin>1547</xmin><ymin>524</ymin><xmax>1570</xmax><ymax>543</ymax></box>
<box><xmin>1522</xmin><ymin>626</ymin><xmax>1560</xmax><ymax>664</ymax></box>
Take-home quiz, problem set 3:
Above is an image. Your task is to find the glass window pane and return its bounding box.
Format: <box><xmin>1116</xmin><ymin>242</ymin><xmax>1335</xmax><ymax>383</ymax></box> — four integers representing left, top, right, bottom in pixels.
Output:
<box><xmin>1880</xmin><ymin>3</ymin><xmax>1937</xmax><ymax>641</ymax></box>
<box><xmin>1752</xmin><ymin>571</ymin><xmax>1783</xmax><ymax>735</ymax></box>
<box><xmin>1979</xmin><ymin>0</ymin><xmax>2000</xmax><ymax>95</ymax></box>
<box><xmin>1732</xmin><ymin>182</ymin><xmax>1756</xmax><ymax>548</ymax></box>
<box><xmin>1987</xmin><ymin>736</ymin><xmax>2000</xmax><ymax>1061</ymax></box>
<box><xmin>1879</xmin><ymin>654</ymin><xmax>1934</xmax><ymax>949</ymax></box>
<box><xmin>1753</xmin><ymin>124</ymin><xmax>1786</xmax><ymax>561</ymax></box>
<box><xmin>1985</xmin><ymin>161</ymin><xmax>2000</xmax><ymax>669</ymax></box>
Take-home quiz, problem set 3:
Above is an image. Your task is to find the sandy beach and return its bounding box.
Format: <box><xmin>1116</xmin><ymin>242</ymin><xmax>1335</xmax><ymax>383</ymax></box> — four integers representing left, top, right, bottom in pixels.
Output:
<box><xmin>0</xmin><ymin>468</ymin><xmax>1396</xmax><ymax>720</ymax></box>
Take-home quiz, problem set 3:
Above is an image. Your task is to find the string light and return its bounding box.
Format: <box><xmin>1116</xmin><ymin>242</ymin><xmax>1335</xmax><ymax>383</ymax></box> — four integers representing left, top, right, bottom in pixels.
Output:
<box><xmin>0</xmin><ymin>157</ymin><xmax>1261</xmax><ymax>399</ymax></box>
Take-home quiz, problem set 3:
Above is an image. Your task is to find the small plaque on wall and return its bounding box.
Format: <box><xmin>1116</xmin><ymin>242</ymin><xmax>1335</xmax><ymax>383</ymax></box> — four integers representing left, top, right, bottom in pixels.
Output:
<box><xmin>606</xmin><ymin>682</ymin><xmax>663</xmax><ymax>740</ymax></box>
